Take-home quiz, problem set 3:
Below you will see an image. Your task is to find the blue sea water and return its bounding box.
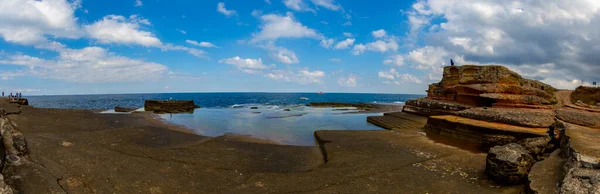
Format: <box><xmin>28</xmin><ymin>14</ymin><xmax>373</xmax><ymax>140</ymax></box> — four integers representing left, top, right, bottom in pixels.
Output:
<box><xmin>26</xmin><ymin>93</ymin><xmax>424</xmax><ymax>145</ymax></box>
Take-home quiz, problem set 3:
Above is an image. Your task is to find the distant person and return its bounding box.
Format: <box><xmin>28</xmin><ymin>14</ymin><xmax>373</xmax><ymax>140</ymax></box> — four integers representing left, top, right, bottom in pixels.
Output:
<box><xmin>169</xmin><ymin>97</ymin><xmax>173</xmax><ymax>101</ymax></box>
<box><xmin>2</xmin><ymin>92</ymin><xmax>3</xmax><ymax>97</ymax></box>
<box><xmin>450</xmin><ymin>59</ymin><xmax>455</xmax><ymax>66</ymax></box>
<box><xmin>9</xmin><ymin>92</ymin><xmax>12</xmax><ymax>99</ymax></box>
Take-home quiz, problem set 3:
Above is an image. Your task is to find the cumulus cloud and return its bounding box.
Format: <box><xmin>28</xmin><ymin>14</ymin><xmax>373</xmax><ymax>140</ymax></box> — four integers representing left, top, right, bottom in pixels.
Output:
<box><xmin>252</xmin><ymin>13</ymin><xmax>323</xmax><ymax>42</ymax></box>
<box><xmin>186</xmin><ymin>40</ymin><xmax>219</xmax><ymax>48</ymax></box>
<box><xmin>383</xmin><ymin>55</ymin><xmax>404</xmax><ymax>66</ymax></box>
<box><xmin>85</xmin><ymin>15</ymin><xmax>161</xmax><ymax>47</ymax></box>
<box><xmin>219</xmin><ymin>56</ymin><xmax>269</xmax><ymax>70</ymax></box>
<box><xmin>372</xmin><ymin>29</ymin><xmax>386</xmax><ymax>38</ymax></box>
<box><xmin>261</xmin><ymin>43</ymin><xmax>300</xmax><ymax>64</ymax></box>
<box><xmin>338</xmin><ymin>74</ymin><xmax>358</xmax><ymax>87</ymax></box>
<box><xmin>343</xmin><ymin>32</ymin><xmax>353</xmax><ymax>37</ymax></box>
<box><xmin>378</xmin><ymin>68</ymin><xmax>422</xmax><ymax>84</ymax></box>
<box><xmin>352</xmin><ymin>44</ymin><xmax>366</xmax><ymax>55</ymax></box>
<box><xmin>0</xmin><ymin>0</ymin><xmax>83</xmax><ymax>50</ymax></box>
<box><xmin>283</xmin><ymin>0</ymin><xmax>315</xmax><ymax>12</ymax></box>
<box><xmin>135</xmin><ymin>0</ymin><xmax>142</xmax><ymax>7</ymax></box>
<box><xmin>352</xmin><ymin>38</ymin><xmax>398</xmax><ymax>55</ymax></box>
<box><xmin>310</xmin><ymin>0</ymin><xmax>342</xmax><ymax>11</ymax></box>
<box><xmin>320</xmin><ymin>38</ymin><xmax>334</xmax><ymax>49</ymax></box>
<box><xmin>0</xmin><ymin>47</ymin><xmax>167</xmax><ymax>83</ymax></box>
<box><xmin>405</xmin><ymin>0</ymin><xmax>600</xmax><ymax>89</ymax></box>
<box><xmin>217</xmin><ymin>2</ymin><xmax>237</xmax><ymax>17</ymax></box>
<box><xmin>334</xmin><ymin>38</ymin><xmax>355</xmax><ymax>50</ymax></box>
<box><xmin>265</xmin><ymin>69</ymin><xmax>325</xmax><ymax>84</ymax></box>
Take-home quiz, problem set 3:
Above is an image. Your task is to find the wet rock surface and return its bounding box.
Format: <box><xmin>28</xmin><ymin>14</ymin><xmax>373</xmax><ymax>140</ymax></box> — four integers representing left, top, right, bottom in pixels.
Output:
<box><xmin>486</xmin><ymin>143</ymin><xmax>535</xmax><ymax>185</ymax></box>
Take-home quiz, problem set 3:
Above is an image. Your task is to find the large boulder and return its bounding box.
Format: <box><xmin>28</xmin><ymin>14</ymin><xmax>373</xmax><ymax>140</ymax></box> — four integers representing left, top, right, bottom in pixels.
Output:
<box><xmin>486</xmin><ymin>143</ymin><xmax>536</xmax><ymax>185</ymax></box>
<box><xmin>481</xmin><ymin>134</ymin><xmax>517</xmax><ymax>151</ymax></box>
<box><xmin>517</xmin><ymin>137</ymin><xmax>551</xmax><ymax>161</ymax></box>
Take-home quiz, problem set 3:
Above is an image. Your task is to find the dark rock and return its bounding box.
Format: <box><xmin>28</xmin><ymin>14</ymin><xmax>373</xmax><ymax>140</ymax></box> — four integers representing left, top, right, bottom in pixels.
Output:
<box><xmin>518</xmin><ymin>137</ymin><xmax>551</xmax><ymax>161</ymax></box>
<box><xmin>481</xmin><ymin>134</ymin><xmax>517</xmax><ymax>151</ymax></box>
<box><xmin>114</xmin><ymin>106</ymin><xmax>137</xmax><ymax>112</ymax></box>
<box><xmin>12</xmin><ymin>131</ymin><xmax>27</xmax><ymax>156</ymax></box>
<box><xmin>486</xmin><ymin>143</ymin><xmax>535</xmax><ymax>185</ymax></box>
<box><xmin>144</xmin><ymin>100</ymin><xmax>200</xmax><ymax>113</ymax></box>
<box><xmin>250</xmin><ymin>107</ymin><xmax>258</xmax><ymax>109</ymax></box>
<box><xmin>8</xmin><ymin>98</ymin><xmax>28</xmax><ymax>106</ymax></box>
<box><xmin>560</xmin><ymin>168</ymin><xmax>600</xmax><ymax>194</ymax></box>
<box><xmin>307</xmin><ymin>102</ymin><xmax>372</xmax><ymax>109</ymax></box>
<box><xmin>283</xmin><ymin>109</ymin><xmax>291</xmax><ymax>111</ymax></box>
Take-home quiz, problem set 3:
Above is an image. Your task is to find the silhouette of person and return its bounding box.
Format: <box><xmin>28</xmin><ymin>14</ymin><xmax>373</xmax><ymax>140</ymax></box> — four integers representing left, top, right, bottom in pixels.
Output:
<box><xmin>450</xmin><ymin>59</ymin><xmax>455</xmax><ymax>66</ymax></box>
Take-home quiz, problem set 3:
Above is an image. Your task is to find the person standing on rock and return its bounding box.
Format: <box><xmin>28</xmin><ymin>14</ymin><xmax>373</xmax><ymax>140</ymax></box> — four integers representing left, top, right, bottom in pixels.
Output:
<box><xmin>451</xmin><ymin>59</ymin><xmax>455</xmax><ymax>66</ymax></box>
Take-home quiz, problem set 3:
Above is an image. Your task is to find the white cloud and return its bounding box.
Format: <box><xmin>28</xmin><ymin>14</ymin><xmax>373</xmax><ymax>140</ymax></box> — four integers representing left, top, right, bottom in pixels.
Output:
<box><xmin>217</xmin><ymin>2</ymin><xmax>237</xmax><ymax>17</ymax></box>
<box><xmin>334</xmin><ymin>38</ymin><xmax>355</xmax><ymax>50</ymax></box>
<box><xmin>383</xmin><ymin>55</ymin><xmax>404</xmax><ymax>66</ymax></box>
<box><xmin>253</xmin><ymin>13</ymin><xmax>323</xmax><ymax>42</ymax></box>
<box><xmin>135</xmin><ymin>0</ymin><xmax>143</xmax><ymax>7</ymax></box>
<box><xmin>264</xmin><ymin>69</ymin><xmax>325</xmax><ymax>84</ymax></box>
<box><xmin>405</xmin><ymin>0</ymin><xmax>600</xmax><ymax>89</ymax></box>
<box><xmin>283</xmin><ymin>0</ymin><xmax>315</xmax><ymax>12</ymax></box>
<box><xmin>338</xmin><ymin>74</ymin><xmax>358</xmax><ymax>87</ymax></box>
<box><xmin>342</xmin><ymin>32</ymin><xmax>353</xmax><ymax>37</ymax></box>
<box><xmin>298</xmin><ymin>69</ymin><xmax>325</xmax><ymax>84</ymax></box>
<box><xmin>85</xmin><ymin>15</ymin><xmax>161</xmax><ymax>47</ymax></box>
<box><xmin>310</xmin><ymin>0</ymin><xmax>342</xmax><ymax>11</ymax></box>
<box><xmin>177</xmin><ymin>29</ymin><xmax>187</xmax><ymax>34</ymax></box>
<box><xmin>186</xmin><ymin>40</ymin><xmax>219</xmax><ymax>48</ymax></box>
<box><xmin>342</xmin><ymin>21</ymin><xmax>352</xmax><ymax>26</ymax></box>
<box><xmin>372</xmin><ymin>29</ymin><xmax>386</xmax><ymax>38</ymax></box>
<box><xmin>261</xmin><ymin>43</ymin><xmax>300</xmax><ymax>64</ymax></box>
<box><xmin>352</xmin><ymin>44</ymin><xmax>366</xmax><ymax>55</ymax></box>
<box><xmin>378</xmin><ymin>68</ymin><xmax>422</xmax><ymax>84</ymax></box>
<box><xmin>320</xmin><ymin>38</ymin><xmax>334</xmax><ymax>49</ymax></box>
<box><xmin>365</xmin><ymin>39</ymin><xmax>398</xmax><ymax>52</ymax></box>
<box><xmin>219</xmin><ymin>56</ymin><xmax>268</xmax><ymax>70</ymax></box>
<box><xmin>0</xmin><ymin>47</ymin><xmax>167</xmax><ymax>83</ymax></box>
<box><xmin>0</xmin><ymin>0</ymin><xmax>82</xmax><ymax>50</ymax></box>
<box><xmin>13</xmin><ymin>88</ymin><xmax>41</xmax><ymax>93</ymax></box>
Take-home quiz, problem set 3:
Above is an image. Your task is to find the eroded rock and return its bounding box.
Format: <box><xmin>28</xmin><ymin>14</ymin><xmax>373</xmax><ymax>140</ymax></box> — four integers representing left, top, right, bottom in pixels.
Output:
<box><xmin>486</xmin><ymin>143</ymin><xmax>535</xmax><ymax>185</ymax></box>
<box><xmin>481</xmin><ymin>134</ymin><xmax>517</xmax><ymax>151</ymax></box>
<box><xmin>458</xmin><ymin>108</ymin><xmax>555</xmax><ymax>128</ymax></box>
<box><xmin>144</xmin><ymin>100</ymin><xmax>200</xmax><ymax>113</ymax></box>
<box><xmin>518</xmin><ymin>137</ymin><xmax>551</xmax><ymax>161</ymax></box>
<box><xmin>560</xmin><ymin>168</ymin><xmax>600</xmax><ymax>194</ymax></box>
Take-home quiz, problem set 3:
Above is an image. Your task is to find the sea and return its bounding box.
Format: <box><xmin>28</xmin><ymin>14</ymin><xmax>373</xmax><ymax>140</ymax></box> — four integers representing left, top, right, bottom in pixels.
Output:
<box><xmin>26</xmin><ymin>93</ymin><xmax>424</xmax><ymax>145</ymax></box>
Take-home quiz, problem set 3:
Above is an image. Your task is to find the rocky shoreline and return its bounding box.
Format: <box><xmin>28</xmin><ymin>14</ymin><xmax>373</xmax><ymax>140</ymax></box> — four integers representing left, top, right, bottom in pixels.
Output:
<box><xmin>0</xmin><ymin>65</ymin><xmax>597</xmax><ymax>193</ymax></box>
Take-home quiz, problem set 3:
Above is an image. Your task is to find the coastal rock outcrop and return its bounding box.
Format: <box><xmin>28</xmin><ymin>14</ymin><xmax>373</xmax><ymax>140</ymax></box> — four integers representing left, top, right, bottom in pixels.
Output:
<box><xmin>144</xmin><ymin>100</ymin><xmax>200</xmax><ymax>113</ymax></box>
<box><xmin>571</xmin><ymin>86</ymin><xmax>600</xmax><ymax>106</ymax></box>
<box><xmin>114</xmin><ymin>106</ymin><xmax>138</xmax><ymax>112</ymax></box>
<box><xmin>517</xmin><ymin>137</ymin><xmax>552</xmax><ymax>161</ymax></box>
<box><xmin>486</xmin><ymin>143</ymin><xmax>535</xmax><ymax>185</ymax></box>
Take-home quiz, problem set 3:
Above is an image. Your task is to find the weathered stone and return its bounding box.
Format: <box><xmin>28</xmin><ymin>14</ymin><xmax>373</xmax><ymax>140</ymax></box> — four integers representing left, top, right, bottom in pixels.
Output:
<box><xmin>458</xmin><ymin>107</ymin><xmax>555</xmax><ymax>128</ymax></box>
<box><xmin>402</xmin><ymin>98</ymin><xmax>471</xmax><ymax>116</ymax></box>
<box><xmin>250</xmin><ymin>107</ymin><xmax>258</xmax><ymax>109</ymax></box>
<box><xmin>481</xmin><ymin>134</ymin><xmax>517</xmax><ymax>151</ymax></box>
<box><xmin>571</xmin><ymin>86</ymin><xmax>600</xmax><ymax>106</ymax></box>
<box><xmin>427</xmin><ymin>65</ymin><xmax>556</xmax><ymax>106</ymax></box>
<box><xmin>556</xmin><ymin>108</ymin><xmax>600</xmax><ymax>129</ymax></box>
<box><xmin>518</xmin><ymin>137</ymin><xmax>551</xmax><ymax>161</ymax></box>
<box><xmin>486</xmin><ymin>143</ymin><xmax>536</xmax><ymax>185</ymax></box>
<box><xmin>144</xmin><ymin>100</ymin><xmax>200</xmax><ymax>113</ymax></box>
<box><xmin>560</xmin><ymin>168</ymin><xmax>600</xmax><ymax>194</ymax></box>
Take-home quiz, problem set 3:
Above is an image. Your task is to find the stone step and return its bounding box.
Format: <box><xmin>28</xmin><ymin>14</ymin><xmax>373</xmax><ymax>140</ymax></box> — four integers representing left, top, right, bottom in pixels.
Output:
<box><xmin>367</xmin><ymin>115</ymin><xmax>426</xmax><ymax>131</ymax></box>
<box><xmin>383</xmin><ymin>111</ymin><xmax>428</xmax><ymax>124</ymax></box>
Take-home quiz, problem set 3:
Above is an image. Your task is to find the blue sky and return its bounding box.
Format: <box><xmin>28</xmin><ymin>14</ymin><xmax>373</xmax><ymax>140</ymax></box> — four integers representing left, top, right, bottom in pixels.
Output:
<box><xmin>1</xmin><ymin>0</ymin><xmax>599</xmax><ymax>95</ymax></box>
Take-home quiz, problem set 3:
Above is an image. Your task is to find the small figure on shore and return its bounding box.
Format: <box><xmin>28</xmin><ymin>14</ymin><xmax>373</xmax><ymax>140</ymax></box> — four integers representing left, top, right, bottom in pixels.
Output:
<box><xmin>450</xmin><ymin>59</ymin><xmax>455</xmax><ymax>66</ymax></box>
<box><xmin>9</xmin><ymin>92</ymin><xmax>12</xmax><ymax>99</ymax></box>
<box><xmin>169</xmin><ymin>97</ymin><xmax>173</xmax><ymax>101</ymax></box>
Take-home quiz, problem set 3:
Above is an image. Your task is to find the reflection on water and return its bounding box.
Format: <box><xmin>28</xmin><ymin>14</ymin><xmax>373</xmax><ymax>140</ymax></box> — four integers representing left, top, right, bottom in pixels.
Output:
<box><xmin>159</xmin><ymin>105</ymin><xmax>383</xmax><ymax>146</ymax></box>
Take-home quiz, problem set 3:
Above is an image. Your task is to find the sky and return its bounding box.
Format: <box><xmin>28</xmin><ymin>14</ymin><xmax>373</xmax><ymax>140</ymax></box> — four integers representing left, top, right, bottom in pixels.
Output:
<box><xmin>0</xmin><ymin>0</ymin><xmax>599</xmax><ymax>95</ymax></box>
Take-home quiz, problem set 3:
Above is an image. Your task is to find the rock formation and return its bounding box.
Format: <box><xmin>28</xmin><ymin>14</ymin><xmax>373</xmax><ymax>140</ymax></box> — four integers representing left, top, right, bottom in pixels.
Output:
<box><xmin>486</xmin><ymin>143</ymin><xmax>535</xmax><ymax>185</ymax></box>
<box><xmin>144</xmin><ymin>100</ymin><xmax>200</xmax><ymax>113</ymax></box>
<box><xmin>401</xmin><ymin>65</ymin><xmax>556</xmax><ymax>150</ymax></box>
<box><xmin>114</xmin><ymin>106</ymin><xmax>137</xmax><ymax>113</ymax></box>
